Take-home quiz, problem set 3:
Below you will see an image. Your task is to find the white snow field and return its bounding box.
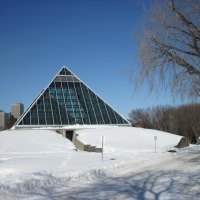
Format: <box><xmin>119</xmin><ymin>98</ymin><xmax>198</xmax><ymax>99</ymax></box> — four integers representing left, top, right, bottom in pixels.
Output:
<box><xmin>0</xmin><ymin>128</ymin><xmax>200</xmax><ymax>200</ymax></box>
<box><xmin>77</xmin><ymin>127</ymin><xmax>182</xmax><ymax>153</ymax></box>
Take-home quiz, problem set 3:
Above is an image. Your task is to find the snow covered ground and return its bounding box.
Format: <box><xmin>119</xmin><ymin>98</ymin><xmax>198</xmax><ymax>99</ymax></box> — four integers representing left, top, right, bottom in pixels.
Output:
<box><xmin>77</xmin><ymin>127</ymin><xmax>182</xmax><ymax>153</ymax></box>
<box><xmin>0</xmin><ymin>128</ymin><xmax>199</xmax><ymax>200</ymax></box>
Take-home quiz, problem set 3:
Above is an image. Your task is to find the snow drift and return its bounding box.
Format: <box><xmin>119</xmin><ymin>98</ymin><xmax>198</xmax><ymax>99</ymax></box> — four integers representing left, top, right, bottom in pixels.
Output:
<box><xmin>0</xmin><ymin>129</ymin><xmax>75</xmax><ymax>153</ymax></box>
<box><xmin>77</xmin><ymin>127</ymin><xmax>182</xmax><ymax>152</ymax></box>
<box><xmin>0</xmin><ymin>128</ymin><xmax>199</xmax><ymax>200</ymax></box>
<box><xmin>0</xmin><ymin>130</ymin><xmax>75</xmax><ymax>176</ymax></box>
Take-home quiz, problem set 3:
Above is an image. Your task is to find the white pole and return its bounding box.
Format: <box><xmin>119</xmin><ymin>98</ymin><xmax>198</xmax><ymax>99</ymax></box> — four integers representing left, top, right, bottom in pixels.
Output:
<box><xmin>154</xmin><ymin>136</ymin><xmax>157</xmax><ymax>153</ymax></box>
<box><xmin>101</xmin><ymin>136</ymin><xmax>104</xmax><ymax>162</ymax></box>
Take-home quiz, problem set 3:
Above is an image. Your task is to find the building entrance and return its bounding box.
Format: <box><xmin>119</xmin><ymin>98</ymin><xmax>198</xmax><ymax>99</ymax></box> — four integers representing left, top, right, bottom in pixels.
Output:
<box><xmin>65</xmin><ymin>130</ymin><xmax>74</xmax><ymax>141</ymax></box>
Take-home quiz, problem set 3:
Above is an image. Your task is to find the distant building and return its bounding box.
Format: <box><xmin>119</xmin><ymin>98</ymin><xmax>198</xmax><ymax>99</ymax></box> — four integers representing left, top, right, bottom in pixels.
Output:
<box><xmin>0</xmin><ymin>111</ymin><xmax>9</xmax><ymax>130</ymax></box>
<box><xmin>11</xmin><ymin>103</ymin><xmax>24</xmax><ymax>119</ymax></box>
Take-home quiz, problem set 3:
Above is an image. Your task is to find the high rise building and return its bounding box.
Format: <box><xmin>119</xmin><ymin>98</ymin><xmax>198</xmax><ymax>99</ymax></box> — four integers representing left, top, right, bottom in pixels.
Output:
<box><xmin>11</xmin><ymin>103</ymin><xmax>24</xmax><ymax>119</ymax></box>
<box><xmin>0</xmin><ymin>111</ymin><xmax>9</xmax><ymax>130</ymax></box>
<box><xmin>13</xmin><ymin>67</ymin><xmax>130</xmax><ymax>129</ymax></box>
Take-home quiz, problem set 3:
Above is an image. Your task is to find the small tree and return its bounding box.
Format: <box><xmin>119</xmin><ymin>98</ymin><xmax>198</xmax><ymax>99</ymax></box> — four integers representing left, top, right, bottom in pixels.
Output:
<box><xmin>6</xmin><ymin>115</ymin><xmax>17</xmax><ymax>129</ymax></box>
<box><xmin>129</xmin><ymin>108</ymin><xmax>152</xmax><ymax>128</ymax></box>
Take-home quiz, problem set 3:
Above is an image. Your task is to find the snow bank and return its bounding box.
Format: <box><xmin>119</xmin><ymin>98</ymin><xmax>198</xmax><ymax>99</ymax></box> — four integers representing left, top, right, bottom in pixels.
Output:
<box><xmin>77</xmin><ymin>127</ymin><xmax>182</xmax><ymax>152</ymax></box>
<box><xmin>0</xmin><ymin>152</ymin><xmax>166</xmax><ymax>196</ymax></box>
<box><xmin>0</xmin><ymin>129</ymin><xmax>75</xmax><ymax>153</ymax></box>
<box><xmin>0</xmin><ymin>130</ymin><xmax>75</xmax><ymax>176</ymax></box>
<box><xmin>0</xmin><ymin>128</ymin><xmax>199</xmax><ymax>200</ymax></box>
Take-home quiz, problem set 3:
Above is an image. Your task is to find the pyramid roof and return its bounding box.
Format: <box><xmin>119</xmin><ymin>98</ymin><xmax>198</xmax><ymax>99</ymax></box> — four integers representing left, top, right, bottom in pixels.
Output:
<box><xmin>14</xmin><ymin>66</ymin><xmax>130</xmax><ymax>128</ymax></box>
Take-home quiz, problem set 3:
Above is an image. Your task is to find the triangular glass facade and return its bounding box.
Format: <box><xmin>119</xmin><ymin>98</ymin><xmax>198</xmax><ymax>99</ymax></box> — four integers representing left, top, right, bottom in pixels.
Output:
<box><xmin>15</xmin><ymin>67</ymin><xmax>130</xmax><ymax>127</ymax></box>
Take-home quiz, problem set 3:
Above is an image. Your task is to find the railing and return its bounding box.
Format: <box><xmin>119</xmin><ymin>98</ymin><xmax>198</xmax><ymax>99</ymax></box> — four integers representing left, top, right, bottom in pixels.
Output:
<box><xmin>73</xmin><ymin>136</ymin><xmax>102</xmax><ymax>153</ymax></box>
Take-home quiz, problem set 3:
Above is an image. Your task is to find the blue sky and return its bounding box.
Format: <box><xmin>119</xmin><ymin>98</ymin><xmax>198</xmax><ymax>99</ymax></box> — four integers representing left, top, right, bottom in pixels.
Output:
<box><xmin>0</xmin><ymin>0</ymin><xmax>184</xmax><ymax>117</ymax></box>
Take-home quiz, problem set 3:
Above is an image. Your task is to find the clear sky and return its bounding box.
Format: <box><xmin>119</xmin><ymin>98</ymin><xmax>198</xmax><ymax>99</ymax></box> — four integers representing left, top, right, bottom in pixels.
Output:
<box><xmin>0</xmin><ymin>0</ymin><xmax>185</xmax><ymax>118</ymax></box>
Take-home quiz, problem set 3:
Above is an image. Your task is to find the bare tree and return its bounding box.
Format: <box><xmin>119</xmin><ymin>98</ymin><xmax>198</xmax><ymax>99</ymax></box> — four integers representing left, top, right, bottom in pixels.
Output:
<box><xmin>129</xmin><ymin>108</ymin><xmax>153</xmax><ymax>128</ymax></box>
<box><xmin>132</xmin><ymin>0</ymin><xmax>200</xmax><ymax>98</ymax></box>
<box><xmin>129</xmin><ymin>103</ymin><xmax>200</xmax><ymax>143</ymax></box>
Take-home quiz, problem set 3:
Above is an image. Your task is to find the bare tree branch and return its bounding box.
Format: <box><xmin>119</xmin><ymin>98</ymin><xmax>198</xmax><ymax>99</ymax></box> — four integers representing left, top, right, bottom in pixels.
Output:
<box><xmin>132</xmin><ymin>0</ymin><xmax>200</xmax><ymax>99</ymax></box>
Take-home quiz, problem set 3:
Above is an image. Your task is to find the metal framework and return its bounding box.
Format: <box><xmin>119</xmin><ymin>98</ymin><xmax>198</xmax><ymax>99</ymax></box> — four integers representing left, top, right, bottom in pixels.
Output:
<box><xmin>13</xmin><ymin>67</ymin><xmax>130</xmax><ymax>128</ymax></box>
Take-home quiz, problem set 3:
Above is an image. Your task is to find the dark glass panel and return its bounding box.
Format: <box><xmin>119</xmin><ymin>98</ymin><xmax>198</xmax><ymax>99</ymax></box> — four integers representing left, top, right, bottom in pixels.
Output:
<box><xmin>79</xmin><ymin>83</ymin><xmax>97</xmax><ymax>124</ymax></box>
<box><xmin>30</xmin><ymin>105</ymin><xmax>38</xmax><ymax>125</ymax></box>
<box><xmin>51</xmin><ymin>98</ymin><xmax>61</xmax><ymax>125</ymax></box>
<box><xmin>104</xmin><ymin>105</ymin><xmax>118</xmax><ymax>124</ymax></box>
<box><xmin>62</xmin><ymin>82</ymin><xmax>76</xmax><ymax>124</ymax></box>
<box><xmin>113</xmin><ymin>111</ymin><xmax>129</xmax><ymax>124</ymax></box>
<box><xmin>114</xmin><ymin>111</ymin><xmax>124</xmax><ymax>124</ymax></box>
<box><xmin>96</xmin><ymin>97</ymin><xmax>111</xmax><ymax>124</ymax></box>
<box><xmin>37</xmin><ymin>98</ymin><xmax>46</xmax><ymax>125</ymax></box>
<box><xmin>67</xmin><ymin>82</ymin><xmax>83</xmax><ymax>124</ymax></box>
<box><xmin>43</xmin><ymin>89</ymin><xmax>54</xmax><ymax>124</ymax></box>
<box><xmin>87</xmin><ymin>89</ymin><xmax>104</xmax><ymax>124</ymax></box>
<box><xmin>23</xmin><ymin>112</ymin><xmax>30</xmax><ymax>125</ymax></box>
<box><xmin>56</xmin><ymin>82</ymin><xmax>69</xmax><ymax>124</ymax></box>
<box><xmin>75</xmin><ymin>83</ymin><xmax>90</xmax><ymax>124</ymax></box>
<box><xmin>73</xmin><ymin>82</ymin><xmax>90</xmax><ymax>124</ymax></box>
<box><xmin>59</xmin><ymin>68</ymin><xmax>72</xmax><ymax>75</ymax></box>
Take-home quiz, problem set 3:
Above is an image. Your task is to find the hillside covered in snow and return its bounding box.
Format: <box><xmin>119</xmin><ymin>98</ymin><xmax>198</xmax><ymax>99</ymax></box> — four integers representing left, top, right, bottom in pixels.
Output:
<box><xmin>77</xmin><ymin>127</ymin><xmax>182</xmax><ymax>152</ymax></box>
<box><xmin>0</xmin><ymin>128</ymin><xmax>199</xmax><ymax>200</ymax></box>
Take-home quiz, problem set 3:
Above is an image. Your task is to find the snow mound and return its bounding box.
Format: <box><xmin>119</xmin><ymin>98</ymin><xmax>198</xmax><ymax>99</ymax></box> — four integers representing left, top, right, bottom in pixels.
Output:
<box><xmin>0</xmin><ymin>128</ymin><xmax>199</xmax><ymax>200</ymax></box>
<box><xmin>0</xmin><ymin>129</ymin><xmax>75</xmax><ymax>154</ymax></box>
<box><xmin>0</xmin><ymin>130</ymin><xmax>76</xmax><ymax>176</ymax></box>
<box><xmin>77</xmin><ymin>127</ymin><xmax>182</xmax><ymax>152</ymax></box>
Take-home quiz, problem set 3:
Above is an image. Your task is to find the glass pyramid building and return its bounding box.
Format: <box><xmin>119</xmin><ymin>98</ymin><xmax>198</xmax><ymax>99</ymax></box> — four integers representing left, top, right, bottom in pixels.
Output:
<box><xmin>14</xmin><ymin>67</ymin><xmax>130</xmax><ymax>128</ymax></box>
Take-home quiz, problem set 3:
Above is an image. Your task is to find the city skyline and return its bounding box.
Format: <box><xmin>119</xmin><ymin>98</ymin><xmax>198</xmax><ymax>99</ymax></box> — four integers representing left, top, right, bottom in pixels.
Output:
<box><xmin>0</xmin><ymin>0</ymin><xmax>188</xmax><ymax>117</ymax></box>
<box><xmin>0</xmin><ymin>102</ymin><xmax>24</xmax><ymax>130</ymax></box>
<box><xmin>0</xmin><ymin>103</ymin><xmax>24</xmax><ymax>114</ymax></box>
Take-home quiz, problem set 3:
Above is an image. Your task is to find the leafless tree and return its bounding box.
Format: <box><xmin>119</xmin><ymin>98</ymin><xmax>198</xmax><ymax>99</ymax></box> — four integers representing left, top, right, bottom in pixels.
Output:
<box><xmin>132</xmin><ymin>0</ymin><xmax>200</xmax><ymax>98</ymax></box>
<box><xmin>129</xmin><ymin>108</ymin><xmax>152</xmax><ymax>128</ymax></box>
<box><xmin>129</xmin><ymin>103</ymin><xmax>200</xmax><ymax>143</ymax></box>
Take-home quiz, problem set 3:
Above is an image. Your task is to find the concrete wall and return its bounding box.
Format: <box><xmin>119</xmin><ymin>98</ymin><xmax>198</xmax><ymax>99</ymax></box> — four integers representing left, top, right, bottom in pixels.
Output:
<box><xmin>56</xmin><ymin>129</ymin><xmax>102</xmax><ymax>152</ymax></box>
<box><xmin>72</xmin><ymin>135</ymin><xmax>85</xmax><ymax>151</ymax></box>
